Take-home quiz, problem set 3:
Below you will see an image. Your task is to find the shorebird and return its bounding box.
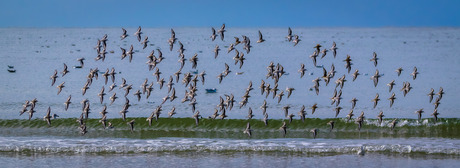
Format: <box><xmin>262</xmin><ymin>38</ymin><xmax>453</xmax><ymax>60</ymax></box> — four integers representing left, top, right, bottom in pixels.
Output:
<box><xmin>190</xmin><ymin>53</ymin><xmax>198</xmax><ymax>69</ymax></box>
<box><xmin>357</xmin><ymin>146</ymin><xmax>366</xmax><ymax>156</ymax></box>
<box><xmin>436</xmin><ymin>87</ymin><xmax>444</xmax><ymax>100</ymax></box>
<box><xmin>214</xmin><ymin>45</ymin><xmax>220</xmax><ymax>59</ymax></box>
<box><xmin>431</xmin><ymin>109</ymin><xmax>439</xmax><ymax>122</ymax></box>
<box><xmin>20</xmin><ymin>101</ymin><xmax>29</xmax><ymax>116</ymax></box>
<box><xmin>351</xmin><ymin>98</ymin><xmax>358</xmax><ymax>109</ymax></box>
<box><xmin>299</xmin><ymin>105</ymin><xmax>306</xmax><ymax>122</ymax></box>
<box><xmin>246</xmin><ymin>107</ymin><xmax>254</xmax><ymax>119</ymax></box>
<box><xmin>27</xmin><ymin>107</ymin><xmax>35</xmax><ymax>120</ymax></box>
<box><xmin>189</xmin><ymin>99</ymin><xmax>197</xmax><ymax>112</ymax></box>
<box><xmin>330</xmin><ymin>41</ymin><xmax>337</xmax><ymax>58</ymax></box>
<box><xmin>119</xmin><ymin>108</ymin><xmax>128</xmax><ymax>121</ymax></box>
<box><xmin>124</xmin><ymin>84</ymin><xmax>132</xmax><ymax>97</ymax></box>
<box><xmin>127</xmin><ymin>119</ymin><xmax>135</xmax><ymax>133</ymax></box>
<box><xmin>168</xmin><ymin>107</ymin><xmax>176</xmax><ymax>118</ymax></box>
<box><xmin>260</xmin><ymin>100</ymin><xmax>268</xmax><ymax>115</ymax></box>
<box><xmin>415</xmin><ymin>109</ymin><xmax>424</xmax><ymax>121</ymax></box>
<box><xmin>64</xmin><ymin>95</ymin><xmax>71</xmax><ymax>111</ymax></box>
<box><xmin>311</xmin><ymin>103</ymin><xmax>318</xmax><ymax>114</ymax></box>
<box><xmin>286</xmin><ymin>87</ymin><xmax>295</xmax><ymax>98</ymax></box>
<box><xmin>282</xmin><ymin>105</ymin><xmax>291</xmax><ymax>118</ymax></box>
<box><xmin>314</xmin><ymin>44</ymin><xmax>322</xmax><ymax>53</ymax></box>
<box><xmin>372</xmin><ymin>93</ymin><xmax>380</xmax><ymax>109</ymax></box>
<box><xmin>344</xmin><ymin>55</ymin><xmax>352</xmax><ymax>73</ymax></box>
<box><xmin>152</xmin><ymin>105</ymin><xmax>162</xmax><ymax>121</ymax></box>
<box><xmin>346</xmin><ymin>110</ymin><xmax>354</xmax><ymax>122</ymax></box>
<box><xmin>320</xmin><ymin>48</ymin><xmax>328</xmax><ymax>59</ymax></box>
<box><xmin>168</xmin><ymin>87</ymin><xmax>177</xmax><ymax>102</ymax></box>
<box><xmin>433</xmin><ymin>97</ymin><xmax>441</xmax><ymax>109</ymax></box>
<box><xmin>356</xmin><ymin>112</ymin><xmax>365</xmax><ymax>131</ymax></box>
<box><xmin>177</xmin><ymin>41</ymin><xmax>185</xmax><ymax>54</ymax></box>
<box><xmin>79</xmin><ymin>124</ymin><xmax>87</xmax><ymax>135</ymax></box>
<box><xmin>134</xmin><ymin>26</ymin><xmax>142</xmax><ymax>42</ymax></box>
<box><xmin>279</xmin><ymin>121</ymin><xmax>287</xmax><ymax>137</ymax></box>
<box><xmin>157</xmin><ymin>49</ymin><xmax>164</xmax><ymax>62</ymax></box>
<box><xmin>77</xmin><ymin>57</ymin><xmax>85</xmax><ymax>67</ymax></box>
<box><xmin>390</xmin><ymin>119</ymin><xmax>398</xmax><ymax>130</ymax></box>
<box><xmin>210</xmin><ymin>27</ymin><xmax>217</xmax><ymax>41</ymax></box>
<box><xmin>193</xmin><ymin>111</ymin><xmax>201</xmax><ymax>126</ymax></box>
<box><xmin>276</xmin><ymin>91</ymin><xmax>284</xmax><ymax>103</ymax></box>
<box><xmin>120</xmin><ymin>28</ymin><xmax>128</xmax><ymax>40</ymax></box>
<box><xmin>57</xmin><ymin>82</ymin><xmax>65</xmax><ymax>95</ymax></box>
<box><xmin>99</xmin><ymin>115</ymin><xmax>107</xmax><ymax>129</ymax></box>
<box><xmin>219</xmin><ymin>108</ymin><xmax>228</xmax><ymax>120</ymax></box>
<box><xmin>168</xmin><ymin>29</ymin><xmax>177</xmax><ymax>51</ymax></box>
<box><xmin>244</xmin><ymin>122</ymin><xmax>252</xmax><ymax>137</ymax></box>
<box><xmin>377</xmin><ymin>111</ymin><xmax>384</xmax><ymax>125</ymax></box>
<box><xmin>387</xmin><ymin>80</ymin><xmax>395</xmax><ymax>92</ymax></box>
<box><xmin>174</xmin><ymin>70</ymin><xmax>182</xmax><ymax>83</ymax></box>
<box><xmin>310</xmin><ymin>51</ymin><xmax>318</xmax><ymax>67</ymax></box>
<box><xmin>146</xmin><ymin>82</ymin><xmax>153</xmax><ymax>99</ymax></box>
<box><xmin>388</xmin><ymin>93</ymin><xmax>396</xmax><ymax>107</ymax></box>
<box><xmin>327</xmin><ymin>121</ymin><xmax>335</xmax><ymax>131</ymax></box>
<box><xmin>208</xmin><ymin>109</ymin><xmax>219</xmax><ymax>120</ymax></box>
<box><xmin>370</xmin><ymin>52</ymin><xmax>378</xmax><ymax>67</ymax></box>
<box><xmin>61</xmin><ymin>63</ymin><xmax>69</xmax><ymax>77</ymax></box>
<box><xmin>334</xmin><ymin>106</ymin><xmax>343</xmax><ymax>118</ymax></box>
<box><xmin>133</xmin><ymin>90</ymin><xmax>141</xmax><ymax>102</ymax></box>
<box><xmin>223</xmin><ymin>63</ymin><xmax>231</xmax><ymax>76</ymax></box>
<box><xmin>286</xmin><ymin>27</ymin><xmax>292</xmax><ymax>42</ymax></box>
<box><xmin>335</xmin><ymin>75</ymin><xmax>347</xmax><ymax>89</ymax></box>
<box><xmin>141</xmin><ymin>36</ymin><xmax>149</xmax><ymax>49</ymax></box>
<box><xmin>99</xmin><ymin>105</ymin><xmax>108</xmax><ymax>116</ymax></box>
<box><xmin>110</xmin><ymin>92</ymin><xmax>117</xmax><ymax>105</ymax></box>
<box><xmin>83</xmin><ymin>103</ymin><xmax>91</xmax><ymax>119</ymax></box>
<box><xmin>127</xmin><ymin>45</ymin><xmax>135</xmax><ymax>62</ymax></box>
<box><xmin>292</xmin><ymin>35</ymin><xmax>300</xmax><ymax>46</ymax></box>
<box><xmin>298</xmin><ymin>63</ymin><xmax>306</xmax><ymax>78</ymax></box>
<box><xmin>259</xmin><ymin>80</ymin><xmax>266</xmax><ymax>95</ymax></box>
<box><xmin>146</xmin><ymin>111</ymin><xmax>154</xmax><ymax>126</ymax></box>
<box><xmin>262</xmin><ymin>113</ymin><xmax>269</xmax><ymax>126</ymax></box>
<box><xmin>371</xmin><ymin>69</ymin><xmax>381</xmax><ymax>87</ymax></box>
<box><xmin>50</xmin><ymin>70</ymin><xmax>58</xmax><ymax>86</ymax></box>
<box><xmin>428</xmin><ymin>88</ymin><xmax>435</xmax><ymax>103</ymax></box>
<box><xmin>76</xmin><ymin>113</ymin><xmax>84</xmax><ymax>126</ymax></box>
<box><xmin>43</xmin><ymin>107</ymin><xmax>51</xmax><ymax>126</ymax></box>
<box><xmin>103</xmin><ymin>68</ymin><xmax>110</xmax><ymax>85</ymax></box>
<box><xmin>257</xmin><ymin>30</ymin><xmax>265</xmax><ymax>43</ymax></box>
<box><xmin>100</xmin><ymin>34</ymin><xmax>108</xmax><ymax>48</ymax></box>
<box><xmin>395</xmin><ymin>67</ymin><xmax>403</xmax><ymax>76</ymax></box>
<box><xmin>352</xmin><ymin>70</ymin><xmax>360</xmax><ymax>81</ymax></box>
<box><xmin>310</xmin><ymin>129</ymin><xmax>318</xmax><ymax>139</ymax></box>
<box><xmin>233</xmin><ymin>37</ymin><xmax>241</xmax><ymax>46</ymax></box>
<box><xmin>218</xmin><ymin>24</ymin><xmax>226</xmax><ymax>41</ymax></box>
<box><xmin>98</xmin><ymin>86</ymin><xmax>106</xmax><ymax>104</ymax></box>
<box><xmin>411</xmin><ymin>67</ymin><xmax>418</xmax><ymax>80</ymax></box>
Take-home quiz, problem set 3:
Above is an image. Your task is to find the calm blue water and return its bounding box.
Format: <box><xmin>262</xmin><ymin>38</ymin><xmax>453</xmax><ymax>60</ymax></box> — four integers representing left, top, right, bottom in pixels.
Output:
<box><xmin>0</xmin><ymin>27</ymin><xmax>459</xmax><ymax>167</ymax></box>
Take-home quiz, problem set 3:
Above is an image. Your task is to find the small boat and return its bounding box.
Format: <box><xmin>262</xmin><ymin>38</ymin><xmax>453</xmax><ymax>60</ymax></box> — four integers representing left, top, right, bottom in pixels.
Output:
<box><xmin>73</xmin><ymin>65</ymin><xmax>83</xmax><ymax>69</ymax></box>
<box><xmin>7</xmin><ymin>65</ymin><xmax>14</xmax><ymax>69</ymax></box>
<box><xmin>236</xmin><ymin>72</ymin><xmax>244</xmax><ymax>75</ymax></box>
<box><xmin>205</xmin><ymin>88</ymin><xmax>217</xmax><ymax>93</ymax></box>
<box><xmin>7</xmin><ymin>69</ymin><xmax>16</xmax><ymax>73</ymax></box>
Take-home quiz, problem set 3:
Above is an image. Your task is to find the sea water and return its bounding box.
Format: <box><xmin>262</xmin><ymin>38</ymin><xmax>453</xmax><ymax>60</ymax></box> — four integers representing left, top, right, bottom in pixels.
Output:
<box><xmin>0</xmin><ymin>27</ymin><xmax>459</xmax><ymax>167</ymax></box>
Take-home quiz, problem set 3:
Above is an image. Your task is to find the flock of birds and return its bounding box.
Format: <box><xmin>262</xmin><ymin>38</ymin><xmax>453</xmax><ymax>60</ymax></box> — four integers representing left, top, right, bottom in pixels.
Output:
<box><xmin>17</xmin><ymin>24</ymin><xmax>445</xmax><ymax>138</ymax></box>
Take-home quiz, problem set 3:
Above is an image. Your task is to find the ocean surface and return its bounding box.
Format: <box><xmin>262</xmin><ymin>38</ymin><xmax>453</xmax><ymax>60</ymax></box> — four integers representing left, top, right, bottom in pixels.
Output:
<box><xmin>0</xmin><ymin>27</ymin><xmax>459</xmax><ymax>167</ymax></box>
